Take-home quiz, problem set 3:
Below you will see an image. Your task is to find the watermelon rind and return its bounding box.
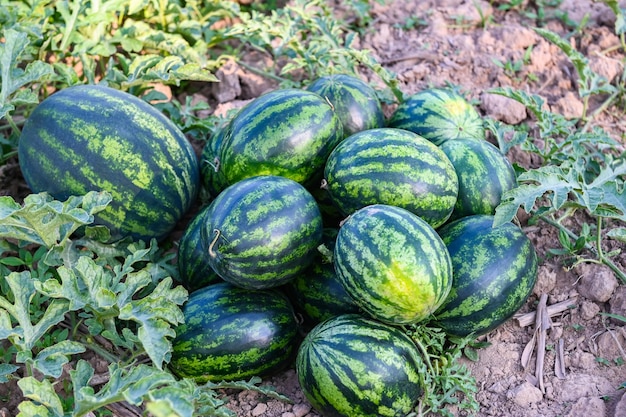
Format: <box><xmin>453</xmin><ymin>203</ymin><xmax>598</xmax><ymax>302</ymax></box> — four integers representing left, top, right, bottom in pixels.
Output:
<box><xmin>388</xmin><ymin>87</ymin><xmax>485</xmax><ymax>145</ymax></box>
<box><xmin>307</xmin><ymin>74</ymin><xmax>385</xmax><ymax>137</ymax></box>
<box><xmin>217</xmin><ymin>88</ymin><xmax>343</xmax><ymax>188</ymax></box>
<box><xmin>296</xmin><ymin>313</ymin><xmax>423</xmax><ymax>417</ymax></box>
<box><xmin>201</xmin><ymin>175</ymin><xmax>323</xmax><ymax>290</ymax></box>
<box><xmin>334</xmin><ymin>204</ymin><xmax>453</xmax><ymax>325</ymax></box>
<box><xmin>323</xmin><ymin>127</ymin><xmax>459</xmax><ymax>229</ymax></box>
<box><xmin>18</xmin><ymin>84</ymin><xmax>199</xmax><ymax>241</ymax></box>
<box><xmin>440</xmin><ymin>138</ymin><xmax>517</xmax><ymax>221</ymax></box>
<box><xmin>170</xmin><ymin>282</ymin><xmax>299</xmax><ymax>383</ymax></box>
<box><xmin>434</xmin><ymin>214</ymin><xmax>538</xmax><ymax>337</ymax></box>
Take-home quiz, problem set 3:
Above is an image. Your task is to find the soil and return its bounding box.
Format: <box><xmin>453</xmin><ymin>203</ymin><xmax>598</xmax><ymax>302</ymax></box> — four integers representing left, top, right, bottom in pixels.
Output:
<box><xmin>2</xmin><ymin>1</ymin><xmax>626</xmax><ymax>416</ymax></box>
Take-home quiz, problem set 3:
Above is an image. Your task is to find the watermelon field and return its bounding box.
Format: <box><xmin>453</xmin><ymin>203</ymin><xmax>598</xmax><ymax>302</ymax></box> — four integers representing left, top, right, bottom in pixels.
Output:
<box><xmin>2</xmin><ymin>0</ymin><xmax>626</xmax><ymax>416</ymax></box>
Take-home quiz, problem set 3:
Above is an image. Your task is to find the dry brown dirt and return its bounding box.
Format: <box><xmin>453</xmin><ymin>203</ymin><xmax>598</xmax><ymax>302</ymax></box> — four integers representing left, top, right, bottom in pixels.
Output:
<box><xmin>2</xmin><ymin>1</ymin><xmax>626</xmax><ymax>416</ymax></box>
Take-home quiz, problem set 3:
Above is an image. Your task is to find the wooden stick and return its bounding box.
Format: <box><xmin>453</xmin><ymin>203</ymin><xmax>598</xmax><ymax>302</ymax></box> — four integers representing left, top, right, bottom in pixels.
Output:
<box><xmin>515</xmin><ymin>297</ymin><xmax>578</xmax><ymax>328</ymax></box>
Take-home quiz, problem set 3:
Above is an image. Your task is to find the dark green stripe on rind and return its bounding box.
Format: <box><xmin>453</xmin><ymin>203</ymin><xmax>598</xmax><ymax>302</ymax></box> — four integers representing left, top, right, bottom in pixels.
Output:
<box><xmin>388</xmin><ymin>88</ymin><xmax>485</xmax><ymax>145</ymax></box>
<box><xmin>296</xmin><ymin>314</ymin><xmax>423</xmax><ymax>417</ymax></box>
<box><xmin>307</xmin><ymin>74</ymin><xmax>385</xmax><ymax>137</ymax></box>
<box><xmin>18</xmin><ymin>84</ymin><xmax>199</xmax><ymax>241</ymax></box>
<box><xmin>177</xmin><ymin>205</ymin><xmax>221</xmax><ymax>292</ymax></box>
<box><xmin>170</xmin><ymin>282</ymin><xmax>298</xmax><ymax>383</ymax></box>
<box><xmin>200</xmin><ymin>123</ymin><xmax>229</xmax><ymax>199</ymax></box>
<box><xmin>219</xmin><ymin>88</ymin><xmax>343</xmax><ymax>187</ymax></box>
<box><xmin>324</xmin><ymin>128</ymin><xmax>458</xmax><ymax>228</ymax></box>
<box><xmin>334</xmin><ymin>204</ymin><xmax>452</xmax><ymax>325</ymax></box>
<box><xmin>434</xmin><ymin>215</ymin><xmax>538</xmax><ymax>336</ymax></box>
<box><xmin>440</xmin><ymin>139</ymin><xmax>517</xmax><ymax>221</ymax></box>
<box><xmin>202</xmin><ymin>175</ymin><xmax>323</xmax><ymax>289</ymax></box>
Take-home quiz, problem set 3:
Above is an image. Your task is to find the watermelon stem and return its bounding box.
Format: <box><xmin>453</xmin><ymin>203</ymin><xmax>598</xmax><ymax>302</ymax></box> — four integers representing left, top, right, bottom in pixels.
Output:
<box><xmin>208</xmin><ymin>228</ymin><xmax>221</xmax><ymax>258</ymax></box>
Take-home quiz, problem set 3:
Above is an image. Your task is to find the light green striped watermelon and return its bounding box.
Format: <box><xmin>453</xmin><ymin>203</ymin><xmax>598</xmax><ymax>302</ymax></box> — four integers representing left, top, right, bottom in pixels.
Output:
<box><xmin>323</xmin><ymin>127</ymin><xmax>459</xmax><ymax>228</ymax></box>
<box><xmin>177</xmin><ymin>205</ymin><xmax>221</xmax><ymax>292</ymax></box>
<box><xmin>217</xmin><ymin>88</ymin><xmax>343</xmax><ymax>188</ymax></box>
<box><xmin>306</xmin><ymin>74</ymin><xmax>385</xmax><ymax>137</ymax></box>
<box><xmin>296</xmin><ymin>314</ymin><xmax>423</xmax><ymax>417</ymax></box>
<box><xmin>334</xmin><ymin>204</ymin><xmax>453</xmax><ymax>325</ymax></box>
<box><xmin>440</xmin><ymin>138</ymin><xmax>517</xmax><ymax>221</ymax></box>
<box><xmin>170</xmin><ymin>282</ymin><xmax>299</xmax><ymax>383</ymax></box>
<box><xmin>388</xmin><ymin>87</ymin><xmax>485</xmax><ymax>145</ymax></box>
<box><xmin>434</xmin><ymin>215</ymin><xmax>538</xmax><ymax>337</ymax></box>
<box><xmin>202</xmin><ymin>175</ymin><xmax>323</xmax><ymax>290</ymax></box>
<box><xmin>18</xmin><ymin>84</ymin><xmax>199</xmax><ymax>241</ymax></box>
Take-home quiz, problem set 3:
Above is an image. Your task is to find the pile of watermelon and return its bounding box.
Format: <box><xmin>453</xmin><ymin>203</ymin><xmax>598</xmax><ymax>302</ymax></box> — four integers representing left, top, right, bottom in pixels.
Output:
<box><xmin>17</xmin><ymin>75</ymin><xmax>538</xmax><ymax>417</ymax></box>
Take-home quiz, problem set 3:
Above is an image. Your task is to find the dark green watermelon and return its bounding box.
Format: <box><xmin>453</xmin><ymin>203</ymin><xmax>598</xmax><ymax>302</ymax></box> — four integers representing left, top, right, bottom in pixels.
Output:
<box><xmin>170</xmin><ymin>282</ymin><xmax>299</xmax><ymax>383</ymax></box>
<box><xmin>296</xmin><ymin>314</ymin><xmax>423</xmax><ymax>417</ymax></box>
<box><xmin>434</xmin><ymin>215</ymin><xmax>538</xmax><ymax>336</ymax></box>
<box><xmin>202</xmin><ymin>175</ymin><xmax>323</xmax><ymax>290</ymax></box>
<box><xmin>323</xmin><ymin>127</ymin><xmax>459</xmax><ymax>228</ymax></box>
<box><xmin>177</xmin><ymin>205</ymin><xmax>221</xmax><ymax>292</ymax></box>
<box><xmin>388</xmin><ymin>87</ymin><xmax>485</xmax><ymax>145</ymax></box>
<box><xmin>18</xmin><ymin>84</ymin><xmax>199</xmax><ymax>241</ymax></box>
<box><xmin>217</xmin><ymin>88</ymin><xmax>343</xmax><ymax>188</ymax></box>
<box><xmin>288</xmin><ymin>228</ymin><xmax>361</xmax><ymax>327</ymax></box>
<box><xmin>306</xmin><ymin>74</ymin><xmax>385</xmax><ymax>137</ymax></box>
<box><xmin>200</xmin><ymin>123</ymin><xmax>229</xmax><ymax>199</ymax></box>
<box><xmin>334</xmin><ymin>204</ymin><xmax>453</xmax><ymax>325</ymax></box>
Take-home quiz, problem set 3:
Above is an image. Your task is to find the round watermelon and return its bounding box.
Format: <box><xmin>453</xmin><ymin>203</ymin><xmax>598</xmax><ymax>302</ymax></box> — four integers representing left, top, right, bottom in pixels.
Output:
<box><xmin>388</xmin><ymin>87</ymin><xmax>485</xmax><ymax>145</ymax></box>
<box><xmin>217</xmin><ymin>88</ymin><xmax>343</xmax><ymax>188</ymax></box>
<box><xmin>18</xmin><ymin>84</ymin><xmax>199</xmax><ymax>241</ymax></box>
<box><xmin>177</xmin><ymin>205</ymin><xmax>221</xmax><ymax>292</ymax></box>
<box><xmin>199</xmin><ymin>123</ymin><xmax>229</xmax><ymax>200</ymax></box>
<box><xmin>323</xmin><ymin>127</ymin><xmax>459</xmax><ymax>229</ymax></box>
<box><xmin>306</xmin><ymin>74</ymin><xmax>385</xmax><ymax>137</ymax></box>
<box><xmin>170</xmin><ymin>282</ymin><xmax>299</xmax><ymax>383</ymax></box>
<box><xmin>296</xmin><ymin>314</ymin><xmax>423</xmax><ymax>417</ymax></box>
<box><xmin>201</xmin><ymin>175</ymin><xmax>323</xmax><ymax>290</ymax></box>
<box><xmin>434</xmin><ymin>215</ymin><xmax>538</xmax><ymax>337</ymax></box>
<box><xmin>334</xmin><ymin>204</ymin><xmax>453</xmax><ymax>325</ymax></box>
<box><xmin>288</xmin><ymin>228</ymin><xmax>361</xmax><ymax>327</ymax></box>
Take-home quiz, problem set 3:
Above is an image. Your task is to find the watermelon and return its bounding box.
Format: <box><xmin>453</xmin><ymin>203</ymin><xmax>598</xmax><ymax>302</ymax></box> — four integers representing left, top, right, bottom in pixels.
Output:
<box><xmin>199</xmin><ymin>123</ymin><xmax>229</xmax><ymax>199</ymax></box>
<box><xmin>202</xmin><ymin>175</ymin><xmax>323</xmax><ymax>290</ymax></box>
<box><xmin>217</xmin><ymin>88</ymin><xmax>343</xmax><ymax>188</ymax></box>
<box><xmin>434</xmin><ymin>215</ymin><xmax>538</xmax><ymax>337</ymax></box>
<box><xmin>306</xmin><ymin>74</ymin><xmax>385</xmax><ymax>137</ymax></box>
<box><xmin>323</xmin><ymin>127</ymin><xmax>459</xmax><ymax>228</ymax></box>
<box><xmin>296</xmin><ymin>313</ymin><xmax>423</xmax><ymax>417</ymax></box>
<box><xmin>440</xmin><ymin>138</ymin><xmax>517</xmax><ymax>221</ymax></box>
<box><xmin>18</xmin><ymin>84</ymin><xmax>199</xmax><ymax>241</ymax></box>
<box><xmin>334</xmin><ymin>204</ymin><xmax>453</xmax><ymax>325</ymax></box>
<box><xmin>388</xmin><ymin>87</ymin><xmax>485</xmax><ymax>145</ymax></box>
<box><xmin>177</xmin><ymin>205</ymin><xmax>221</xmax><ymax>292</ymax></box>
<box><xmin>288</xmin><ymin>228</ymin><xmax>361</xmax><ymax>327</ymax></box>
<box><xmin>170</xmin><ymin>282</ymin><xmax>299</xmax><ymax>383</ymax></box>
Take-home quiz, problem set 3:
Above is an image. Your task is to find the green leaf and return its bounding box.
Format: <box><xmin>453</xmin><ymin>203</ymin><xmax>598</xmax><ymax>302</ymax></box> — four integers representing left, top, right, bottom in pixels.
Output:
<box><xmin>494</xmin><ymin>166</ymin><xmax>576</xmax><ymax>226</ymax></box>
<box><xmin>0</xmin><ymin>192</ymin><xmax>111</xmax><ymax>248</ymax></box>
<box><xmin>33</xmin><ymin>340</ymin><xmax>86</xmax><ymax>378</ymax></box>
<box><xmin>0</xmin><ymin>28</ymin><xmax>55</xmax><ymax>114</ymax></box>
<box><xmin>0</xmin><ymin>362</ymin><xmax>19</xmax><ymax>383</ymax></box>
<box><xmin>17</xmin><ymin>377</ymin><xmax>65</xmax><ymax>417</ymax></box>
<box><xmin>607</xmin><ymin>227</ymin><xmax>626</xmax><ymax>243</ymax></box>
<box><xmin>16</xmin><ymin>401</ymin><xmax>54</xmax><ymax>417</ymax></box>
<box><xmin>602</xmin><ymin>1</ymin><xmax>626</xmax><ymax>35</ymax></box>
<box><xmin>0</xmin><ymin>271</ymin><xmax>69</xmax><ymax>351</ymax></box>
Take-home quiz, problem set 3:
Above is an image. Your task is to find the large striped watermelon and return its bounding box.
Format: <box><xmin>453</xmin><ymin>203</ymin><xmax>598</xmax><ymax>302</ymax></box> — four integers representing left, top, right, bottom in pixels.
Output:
<box><xmin>334</xmin><ymin>204</ymin><xmax>453</xmax><ymax>325</ymax></box>
<box><xmin>388</xmin><ymin>88</ymin><xmax>485</xmax><ymax>145</ymax></box>
<box><xmin>287</xmin><ymin>228</ymin><xmax>361</xmax><ymax>327</ymax></box>
<box><xmin>202</xmin><ymin>175</ymin><xmax>323</xmax><ymax>290</ymax></box>
<box><xmin>440</xmin><ymin>138</ymin><xmax>517</xmax><ymax>221</ymax></box>
<box><xmin>323</xmin><ymin>128</ymin><xmax>459</xmax><ymax>228</ymax></box>
<box><xmin>296</xmin><ymin>314</ymin><xmax>423</xmax><ymax>417</ymax></box>
<box><xmin>18</xmin><ymin>84</ymin><xmax>199</xmax><ymax>241</ymax></box>
<box><xmin>199</xmin><ymin>123</ymin><xmax>229</xmax><ymax>199</ymax></box>
<box><xmin>306</xmin><ymin>74</ymin><xmax>385</xmax><ymax>137</ymax></box>
<box><xmin>434</xmin><ymin>215</ymin><xmax>538</xmax><ymax>337</ymax></box>
<box><xmin>217</xmin><ymin>88</ymin><xmax>343</xmax><ymax>188</ymax></box>
<box><xmin>177</xmin><ymin>205</ymin><xmax>221</xmax><ymax>292</ymax></box>
<box><xmin>170</xmin><ymin>282</ymin><xmax>299</xmax><ymax>383</ymax></box>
